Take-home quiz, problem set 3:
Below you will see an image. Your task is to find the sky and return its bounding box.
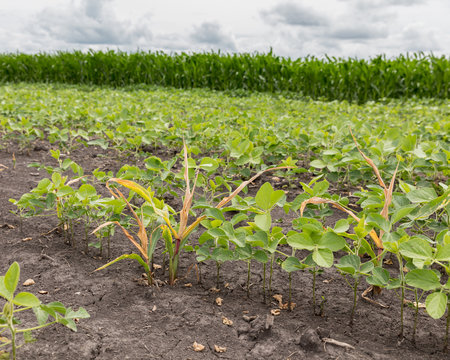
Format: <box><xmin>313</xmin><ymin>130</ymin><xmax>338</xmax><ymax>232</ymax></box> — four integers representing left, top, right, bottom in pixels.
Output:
<box><xmin>0</xmin><ymin>0</ymin><xmax>448</xmax><ymax>59</ymax></box>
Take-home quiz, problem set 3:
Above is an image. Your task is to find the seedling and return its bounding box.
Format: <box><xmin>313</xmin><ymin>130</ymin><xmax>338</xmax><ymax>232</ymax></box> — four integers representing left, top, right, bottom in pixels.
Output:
<box><xmin>0</xmin><ymin>262</ymin><xmax>89</xmax><ymax>360</ymax></box>
<box><xmin>94</xmin><ymin>143</ymin><xmax>290</xmax><ymax>284</ymax></box>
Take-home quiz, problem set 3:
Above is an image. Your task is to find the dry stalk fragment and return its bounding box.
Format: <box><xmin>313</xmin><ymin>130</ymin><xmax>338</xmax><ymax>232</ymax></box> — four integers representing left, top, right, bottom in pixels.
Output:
<box><xmin>192</xmin><ymin>341</ymin><xmax>205</xmax><ymax>352</ymax></box>
<box><xmin>214</xmin><ymin>345</ymin><xmax>227</xmax><ymax>353</ymax></box>
<box><xmin>222</xmin><ymin>316</ymin><xmax>233</xmax><ymax>326</ymax></box>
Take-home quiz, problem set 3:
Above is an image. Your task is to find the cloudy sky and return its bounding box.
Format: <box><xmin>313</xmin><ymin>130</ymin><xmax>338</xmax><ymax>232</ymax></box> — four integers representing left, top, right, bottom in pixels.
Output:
<box><xmin>0</xmin><ymin>0</ymin><xmax>448</xmax><ymax>59</ymax></box>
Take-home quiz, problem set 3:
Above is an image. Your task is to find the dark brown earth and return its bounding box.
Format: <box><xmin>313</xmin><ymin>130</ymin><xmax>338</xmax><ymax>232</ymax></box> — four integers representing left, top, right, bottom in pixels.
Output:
<box><xmin>0</xmin><ymin>141</ymin><xmax>448</xmax><ymax>360</ymax></box>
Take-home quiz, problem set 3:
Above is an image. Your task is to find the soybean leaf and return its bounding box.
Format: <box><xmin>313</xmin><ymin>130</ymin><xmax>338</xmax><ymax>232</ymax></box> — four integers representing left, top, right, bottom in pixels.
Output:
<box><xmin>4</xmin><ymin>261</ymin><xmax>20</xmax><ymax>297</ymax></box>
<box><xmin>399</xmin><ymin>238</ymin><xmax>433</xmax><ymax>260</ymax></box>
<box><xmin>77</xmin><ymin>184</ymin><xmax>97</xmax><ymax>199</ymax></box>
<box><xmin>360</xmin><ymin>261</ymin><xmax>374</xmax><ymax>274</ymax></box>
<box><xmin>282</xmin><ymin>256</ymin><xmax>305</xmax><ymax>272</ymax></box>
<box><xmin>33</xmin><ymin>306</ymin><xmax>49</xmax><ymax>325</ymax></box>
<box><xmin>391</xmin><ymin>205</ymin><xmax>416</xmax><ymax>224</ymax></box>
<box><xmin>287</xmin><ymin>232</ymin><xmax>314</xmax><ymax>250</ymax></box>
<box><xmin>253</xmin><ymin>250</ymin><xmax>269</xmax><ymax>263</ymax></box>
<box><xmin>313</xmin><ymin>248</ymin><xmax>333</xmax><ymax>268</ymax></box>
<box><xmin>366</xmin><ymin>213</ymin><xmax>390</xmax><ymax>233</ymax></box>
<box><xmin>255</xmin><ymin>182</ymin><xmax>273</xmax><ymax>210</ymax></box>
<box><xmin>205</xmin><ymin>207</ymin><xmax>225</xmax><ymax>222</ymax></box>
<box><xmin>65</xmin><ymin>307</ymin><xmax>90</xmax><ymax>319</ymax></box>
<box><xmin>406</xmin><ymin>187</ymin><xmax>437</xmax><ymax>203</ymax></box>
<box><xmin>212</xmin><ymin>248</ymin><xmax>234</xmax><ymax>263</ymax></box>
<box><xmin>334</xmin><ymin>219</ymin><xmax>349</xmax><ymax>233</ymax></box>
<box><xmin>319</xmin><ymin>231</ymin><xmax>346</xmax><ymax>251</ymax></box>
<box><xmin>247</xmin><ymin>231</ymin><xmax>268</xmax><ymax>248</ymax></box>
<box><xmin>198</xmin><ymin>157</ymin><xmax>219</xmax><ymax>172</ymax></box>
<box><xmin>366</xmin><ymin>267</ymin><xmax>390</xmax><ymax>286</ymax></box>
<box><xmin>336</xmin><ymin>254</ymin><xmax>360</xmax><ymax>275</ymax></box>
<box><xmin>13</xmin><ymin>292</ymin><xmax>41</xmax><ymax>307</ymax></box>
<box><xmin>425</xmin><ymin>292</ymin><xmax>447</xmax><ymax>319</ymax></box>
<box><xmin>435</xmin><ymin>244</ymin><xmax>450</xmax><ymax>261</ymax></box>
<box><xmin>405</xmin><ymin>269</ymin><xmax>442</xmax><ymax>291</ymax></box>
<box><xmin>255</xmin><ymin>212</ymin><xmax>272</xmax><ymax>232</ymax></box>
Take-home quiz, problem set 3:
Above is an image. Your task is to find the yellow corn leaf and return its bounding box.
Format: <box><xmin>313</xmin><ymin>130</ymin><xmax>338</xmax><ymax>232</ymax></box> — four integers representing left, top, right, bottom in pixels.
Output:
<box><xmin>92</xmin><ymin>220</ymin><xmax>148</xmax><ymax>262</ymax></box>
<box><xmin>379</xmin><ymin>162</ymin><xmax>399</xmax><ymax>240</ymax></box>
<box><xmin>107</xmin><ymin>178</ymin><xmax>173</xmax><ymax>233</ymax></box>
<box><xmin>179</xmin><ymin>142</ymin><xmax>198</xmax><ymax>237</ymax></box>
<box><xmin>106</xmin><ymin>185</ymin><xmax>148</xmax><ymax>253</ymax></box>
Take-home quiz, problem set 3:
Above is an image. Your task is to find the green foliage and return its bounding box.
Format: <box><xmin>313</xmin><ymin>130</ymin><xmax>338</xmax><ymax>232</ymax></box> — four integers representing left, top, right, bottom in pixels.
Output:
<box><xmin>0</xmin><ymin>262</ymin><xmax>89</xmax><ymax>359</ymax></box>
<box><xmin>0</xmin><ymin>51</ymin><xmax>449</xmax><ymax>102</ymax></box>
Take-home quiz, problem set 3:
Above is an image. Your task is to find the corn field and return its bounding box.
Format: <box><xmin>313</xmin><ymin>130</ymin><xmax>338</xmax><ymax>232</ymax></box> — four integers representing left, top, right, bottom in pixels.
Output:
<box><xmin>0</xmin><ymin>51</ymin><xmax>448</xmax><ymax>102</ymax></box>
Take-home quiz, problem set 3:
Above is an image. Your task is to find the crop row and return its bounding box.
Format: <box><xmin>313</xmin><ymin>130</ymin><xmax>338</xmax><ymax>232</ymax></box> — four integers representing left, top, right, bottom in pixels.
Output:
<box><xmin>0</xmin><ymin>84</ymin><xmax>448</xmax><ymax>187</ymax></box>
<box><xmin>0</xmin><ymin>51</ymin><xmax>449</xmax><ymax>102</ymax></box>
<box><xmin>8</xmin><ymin>140</ymin><xmax>450</xmax><ymax>352</ymax></box>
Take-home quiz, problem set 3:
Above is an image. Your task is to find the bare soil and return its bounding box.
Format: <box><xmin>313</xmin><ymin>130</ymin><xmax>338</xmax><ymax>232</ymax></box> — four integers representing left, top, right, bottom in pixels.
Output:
<box><xmin>0</xmin><ymin>141</ymin><xmax>448</xmax><ymax>360</ymax></box>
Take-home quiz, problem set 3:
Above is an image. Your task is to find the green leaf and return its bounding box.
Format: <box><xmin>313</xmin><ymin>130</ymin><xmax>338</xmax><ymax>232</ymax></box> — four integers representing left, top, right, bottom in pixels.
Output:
<box><xmin>23</xmin><ymin>330</ymin><xmax>36</xmax><ymax>344</ymax></box>
<box><xmin>254</xmin><ymin>213</ymin><xmax>272</xmax><ymax>232</ymax></box>
<box><xmin>405</xmin><ymin>269</ymin><xmax>441</xmax><ymax>291</ymax></box>
<box><xmin>310</xmin><ymin>159</ymin><xmax>327</xmax><ymax>169</ymax></box>
<box><xmin>312</xmin><ymin>180</ymin><xmax>329</xmax><ymax>196</ymax></box>
<box><xmin>399</xmin><ymin>238</ymin><xmax>433</xmax><ymax>260</ymax></box>
<box><xmin>334</xmin><ymin>219</ymin><xmax>349</xmax><ymax>233</ymax></box>
<box><xmin>209</xmin><ymin>228</ymin><xmax>226</xmax><ymax>238</ymax></box>
<box><xmin>319</xmin><ymin>232</ymin><xmax>346</xmax><ymax>252</ymax></box>
<box><xmin>4</xmin><ymin>262</ymin><xmax>20</xmax><ymax>297</ymax></box>
<box><xmin>270</xmin><ymin>190</ymin><xmax>285</xmax><ymax>208</ymax></box>
<box><xmin>77</xmin><ymin>184</ymin><xmax>97</xmax><ymax>200</ymax></box>
<box><xmin>145</xmin><ymin>156</ymin><xmax>165</xmax><ymax>170</ymax></box>
<box><xmin>287</xmin><ymin>232</ymin><xmax>314</xmax><ymax>250</ymax></box>
<box><xmin>336</xmin><ymin>254</ymin><xmax>360</xmax><ymax>275</ymax></box>
<box><xmin>253</xmin><ymin>250</ymin><xmax>269</xmax><ymax>263</ymax></box>
<box><xmin>281</xmin><ymin>256</ymin><xmax>305</xmax><ymax>272</ymax></box>
<box><xmin>255</xmin><ymin>182</ymin><xmax>274</xmax><ymax>210</ymax></box>
<box><xmin>32</xmin><ymin>306</ymin><xmax>48</xmax><ymax>325</ymax></box>
<box><xmin>0</xmin><ymin>276</ymin><xmax>12</xmax><ymax>300</ymax></box>
<box><xmin>425</xmin><ymin>292</ymin><xmax>447</xmax><ymax>319</ymax></box>
<box><xmin>55</xmin><ymin>185</ymin><xmax>74</xmax><ymax>197</ymax></box>
<box><xmin>406</xmin><ymin>187</ymin><xmax>438</xmax><ymax>203</ymax></box>
<box><xmin>354</xmin><ymin>216</ymin><xmax>369</xmax><ymax>239</ymax></box>
<box><xmin>198</xmin><ymin>157</ymin><xmax>219</xmax><ymax>172</ymax></box>
<box><xmin>366</xmin><ymin>213</ymin><xmax>390</xmax><ymax>233</ymax></box>
<box><xmin>360</xmin><ymin>261</ymin><xmax>374</xmax><ymax>274</ymax></box>
<box><xmin>246</xmin><ymin>231</ymin><xmax>268</xmax><ymax>248</ymax></box>
<box><xmin>205</xmin><ymin>208</ymin><xmax>225</xmax><ymax>222</ymax></box>
<box><xmin>65</xmin><ymin>307</ymin><xmax>90</xmax><ymax>319</ymax></box>
<box><xmin>212</xmin><ymin>248</ymin><xmax>234</xmax><ymax>263</ymax></box>
<box><xmin>366</xmin><ymin>267</ymin><xmax>390</xmax><ymax>286</ymax></box>
<box><xmin>312</xmin><ymin>248</ymin><xmax>333</xmax><ymax>268</ymax></box>
<box><xmin>435</xmin><ymin>244</ymin><xmax>450</xmax><ymax>261</ymax></box>
<box><xmin>391</xmin><ymin>205</ymin><xmax>416</xmax><ymax>224</ymax></box>
<box><xmin>13</xmin><ymin>292</ymin><xmax>41</xmax><ymax>307</ymax></box>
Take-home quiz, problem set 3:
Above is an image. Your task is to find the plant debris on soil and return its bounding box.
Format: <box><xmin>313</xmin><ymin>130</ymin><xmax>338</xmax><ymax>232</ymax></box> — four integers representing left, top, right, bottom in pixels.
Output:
<box><xmin>0</xmin><ymin>142</ymin><xmax>448</xmax><ymax>360</ymax></box>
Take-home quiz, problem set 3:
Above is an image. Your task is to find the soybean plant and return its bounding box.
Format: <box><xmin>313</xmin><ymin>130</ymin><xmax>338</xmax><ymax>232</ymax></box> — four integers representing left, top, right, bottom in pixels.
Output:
<box><xmin>0</xmin><ymin>262</ymin><xmax>89</xmax><ymax>360</ymax></box>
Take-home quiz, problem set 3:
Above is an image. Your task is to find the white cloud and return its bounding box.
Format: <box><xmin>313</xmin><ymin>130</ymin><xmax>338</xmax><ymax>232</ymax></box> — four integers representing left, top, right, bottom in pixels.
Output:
<box><xmin>261</xmin><ymin>2</ymin><xmax>326</xmax><ymax>27</ymax></box>
<box><xmin>29</xmin><ymin>0</ymin><xmax>152</xmax><ymax>47</ymax></box>
<box><xmin>0</xmin><ymin>0</ymin><xmax>448</xmax><ymax>58</ymax></box>
<box><xmin>190</xmin><ymin>22</ymin><xmax>236</xmax><ymax>51</ymax></box>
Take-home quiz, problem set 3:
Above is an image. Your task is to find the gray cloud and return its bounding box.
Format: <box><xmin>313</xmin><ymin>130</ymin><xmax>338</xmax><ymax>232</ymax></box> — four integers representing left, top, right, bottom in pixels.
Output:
<box><xmin>190</xmin><ymin>22</ymin><xmax>236</xmax><ymax>50</ymax></box>
<box><xmin>30</xmin><ymin>0</ymin><xmax>152</xmax><ymax>46</ymax></box>
<box><xmin>261</xmin><ymin>2</ymin><xmax>327</xmax><ymax>27</ymax></box>
<box><xmin>329</xmin><ymin>25</ymin><xmax>388</xmax><ymax>40</ymax></box>
<box><xmin>343</xmin><ymin>0</ymin><xmax>426</xmax><ymax>9</ymax></box>
<box><xmin>398</xmin><ymin>23</ymin><xmax>441</xmax><ymax>52</ymax></box>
